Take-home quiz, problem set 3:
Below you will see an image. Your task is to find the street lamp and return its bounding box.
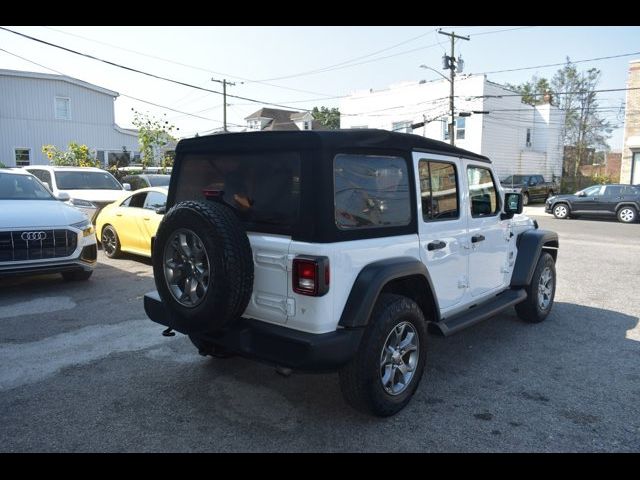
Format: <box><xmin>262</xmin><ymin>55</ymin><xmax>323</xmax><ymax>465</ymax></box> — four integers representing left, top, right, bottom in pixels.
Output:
<box><xmin>419</xmin><ymin>64</ymin><xmax>451</xmax><ymax>83</ymax></box>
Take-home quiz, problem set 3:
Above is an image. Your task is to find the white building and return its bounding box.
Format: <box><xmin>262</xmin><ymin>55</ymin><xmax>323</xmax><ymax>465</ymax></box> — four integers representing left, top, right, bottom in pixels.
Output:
<box><xmin>0</xmin><ymin>69</ymin><xmax>139</xmax><ymax>167</ymax></box>
<box><xmin>340</xmin><ymin>74</ymin><xmax>564</xmax><ymax>180</ymax></box>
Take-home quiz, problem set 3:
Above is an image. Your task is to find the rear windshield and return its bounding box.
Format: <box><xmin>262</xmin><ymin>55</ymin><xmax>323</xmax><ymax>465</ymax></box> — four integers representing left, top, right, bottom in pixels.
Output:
<box><xmin>55</xmin><ymin>170</ymin><xmax>122</xmax><ymax>190</ymax></box>
<box><xmin>501</xmin><ymin>175</ymin><xmax>528</xmax><ymax>184</ymax></box>
<box><xmin>174</xmin><ymin>152</ymin><xmax>301</xmax><ymax>227</ymax></box>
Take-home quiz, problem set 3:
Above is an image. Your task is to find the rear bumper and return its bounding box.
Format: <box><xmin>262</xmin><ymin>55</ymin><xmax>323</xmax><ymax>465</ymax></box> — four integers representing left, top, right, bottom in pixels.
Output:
<box><xmin>144</xmin><ymin>291</ymin><xmax>364</xmax><ymax>372</ymax></box>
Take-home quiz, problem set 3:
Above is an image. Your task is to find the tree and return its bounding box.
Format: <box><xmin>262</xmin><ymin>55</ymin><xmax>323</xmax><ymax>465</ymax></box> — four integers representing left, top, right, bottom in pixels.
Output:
<box><xmin>131</xmin><ymin>109</ymin><xmax>178</xmax><ymax>168</ymax></box>
<box><xmin>506</xmin><ymin>59</ymin><xmax>612</xmax><ymax>177</ymax></box>
<box><xmin>42</xmin><ymin>142</ymin><xmax>99</xmax><ymax>167</ymax></box>
<box><xmin>312</xmin><ymin>106</ymin><xmax>340</xmax><ymax>129</ymax></box>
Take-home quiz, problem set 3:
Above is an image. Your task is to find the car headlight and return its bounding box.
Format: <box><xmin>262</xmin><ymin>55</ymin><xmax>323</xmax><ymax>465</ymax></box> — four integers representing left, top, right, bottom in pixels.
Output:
<box><xmin>69</xmin><ymin>198</ymin><xmax>96</xmax><ymax>208</ymax></box>
<box><xmin>71</xmin><ymin>219</ymin><xmax>95</xmax><ymax>237</ymax></box>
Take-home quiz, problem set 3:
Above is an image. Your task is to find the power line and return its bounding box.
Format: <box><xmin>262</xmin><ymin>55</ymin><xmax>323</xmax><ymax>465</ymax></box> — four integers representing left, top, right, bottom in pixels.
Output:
<box><xmin>0</xmin><ymin>27</ymin><xmax>310</xmax><ymax>112</ymax></box>
<box><xmin>473</xmin><ymin>51</ymin><xmax>640</xmax><ymax>75</ymax></box>
<box><xmin>468</xmin><ymin>26</ymin><xmax>538</xmax><ymax>37</ymax></box>
<box><xmin>0</xmin><ymin>47</ymin><xmax>243</xmax><ymax>127</ymax></box>
<box><xmin>461</xmin><ymin>86</ymin><xmax>640</xmax><ymax>99</ymax></box>
<box><xmin>40</xmin><ymin>26</ymin><xmax>340</xmax><ymax>99</ymax></box>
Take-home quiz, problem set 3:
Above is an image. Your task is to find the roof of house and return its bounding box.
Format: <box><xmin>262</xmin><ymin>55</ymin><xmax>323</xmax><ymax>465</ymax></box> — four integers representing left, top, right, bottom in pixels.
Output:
<box><xmin>245</xmin><ymin>108</ymin><xmax>325</xmax><ymax>131</ymax></box>
<box><xmin>0</xmin><ymin>68</ymin><xmax>119</xmax><ymax>97</ymax></box>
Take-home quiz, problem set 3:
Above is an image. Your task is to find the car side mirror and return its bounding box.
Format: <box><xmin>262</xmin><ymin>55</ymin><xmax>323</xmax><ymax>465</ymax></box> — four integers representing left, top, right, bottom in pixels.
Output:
<box><xmin>577</xmin><ymin>191</ymin><xmax>586</xmax><ymax>197</ymax></box>
<box><xmin>56</xmin><ymin>191</ymin><xmax>70</xmax><ymax>201</ymax></box>
<box><xmin>501</xmin><ymin>192</ymin><xmax>523</xmax><ymax>219</ymax></box>
<box><xmin>155</xmin><ymin>206</ymin><xmax>166</xmax><ymax>215</ymax></box>
<box><xmin>123</xmin><ymin>183</ymin><xmax>132</xmax><ymax>191</ymax></box>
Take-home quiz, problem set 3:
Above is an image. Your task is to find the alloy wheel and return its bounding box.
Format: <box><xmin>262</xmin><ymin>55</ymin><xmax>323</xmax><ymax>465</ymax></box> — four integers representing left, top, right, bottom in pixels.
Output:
<box><xmin>537</xmin><ymin>266</ymin><xmax>554</xmax><ymax>311</ymax></box>
<box><xmin>379</xmin><ymin>321</ymin><xmax>419</xmax><ymax>396</ymax></box>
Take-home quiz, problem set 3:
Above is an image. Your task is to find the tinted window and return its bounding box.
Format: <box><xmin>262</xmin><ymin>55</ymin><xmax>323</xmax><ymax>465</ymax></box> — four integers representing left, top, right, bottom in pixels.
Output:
<box><xmin>623</xmin><ymin>185</ymin><xmax>640</xmax><ymax>195</ymax></box>
<box><xmin>175</xmin><ymin>152</ymin><xmax>300</xmax><ymax>226</ymax></box>
<box><xmin>143</xmin><ymin>191</ymin><xmax>166</xmax><ymax>210</ymax></box>
<box><xmin>54</xmin><ymin>170</ymin><xmax>122</xmax><ymax>190</ymax></box>
<box><xmin>146</xmin><ymin>175</ymin><xmax>171</xmax><ymax>187</ymax></box>
<box><xmin>334</xmin><ymin>154</ymin><xmax>411</xmax><ymax>229</ymax></box>
<box><xmin>580</xmin><ymin>185</ymin><xmax>602</xmax><ymax>197</ymax></box>
<box><xmin>419</xmin><ymin>160</ymin><xmax>458</xmax><ymax>221</ymax></box>
<box><xmin>28</xmin><ymin>169</ymin><xmax>52</xmax><ymax>187</ymax></box>
<box><xmin>467</xmin><ymin>166</ymin><xmax>499</xmax><ymax>217</ymax></box>
<box><xmin>127</xmin><ymin>192</ymin><xmax>147</xmax><ymax>208</ymax></box>
<box><xmin>605</xmin><ymin>185</ymin><xmax>623</xmax><ymax>197</ymax></box>
<box><xmin>0</xmin><ymin>173</ymin><xmax>54</xmax><ymax>200</ymax></box>
<box><xmin>120</xmin><ymin>195</ymin><xmax>132</xmax><ymax>207</ymax></box>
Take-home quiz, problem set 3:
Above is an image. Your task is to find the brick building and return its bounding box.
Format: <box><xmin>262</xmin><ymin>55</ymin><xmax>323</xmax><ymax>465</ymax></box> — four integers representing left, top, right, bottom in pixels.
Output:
<box><xmin>621</xmin><ymin>60</ymin><xmax>640</xmax><ymax>184</ymax></box>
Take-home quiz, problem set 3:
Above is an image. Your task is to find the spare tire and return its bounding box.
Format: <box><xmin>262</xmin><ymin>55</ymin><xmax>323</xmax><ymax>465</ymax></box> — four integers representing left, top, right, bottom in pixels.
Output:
<box><xmin>153</xmin><ymin>200</ymin><xmax>254</xmax><ymax>334</ymax></box>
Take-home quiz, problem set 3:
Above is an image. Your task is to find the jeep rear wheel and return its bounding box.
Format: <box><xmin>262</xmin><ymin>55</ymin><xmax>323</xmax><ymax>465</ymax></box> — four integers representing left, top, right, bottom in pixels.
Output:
<box><xmin>339</xmin><ymin>294</ymin><xmax>427</xmax><ymax>417</ymax></box>
<box><xmin>153</xmin><ymin>200</ymin><xmax>254</xmax><ymax>334</ymax></box>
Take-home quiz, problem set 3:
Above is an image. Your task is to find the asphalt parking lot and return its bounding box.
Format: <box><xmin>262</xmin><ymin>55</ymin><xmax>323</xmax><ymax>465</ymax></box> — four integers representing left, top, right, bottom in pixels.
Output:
<box><xmin>1</xmin><ymin>210</ymin><xmax>639</xmax><ymax>452</ymax></box>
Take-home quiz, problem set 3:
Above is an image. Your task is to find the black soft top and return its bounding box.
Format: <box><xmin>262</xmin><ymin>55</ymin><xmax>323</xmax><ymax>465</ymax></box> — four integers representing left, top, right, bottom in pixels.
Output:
<box><xmin>176</xmin><ymin>129</ymin><xmax>490</xmax><ymax>163</ymax></box>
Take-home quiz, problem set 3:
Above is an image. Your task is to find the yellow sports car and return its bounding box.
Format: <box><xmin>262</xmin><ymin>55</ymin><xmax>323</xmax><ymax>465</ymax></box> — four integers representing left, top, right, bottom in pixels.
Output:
<box><xmin>96</xmin><ymin>186</ymin><xmax>167</xmax><ymax>258</ymax></box>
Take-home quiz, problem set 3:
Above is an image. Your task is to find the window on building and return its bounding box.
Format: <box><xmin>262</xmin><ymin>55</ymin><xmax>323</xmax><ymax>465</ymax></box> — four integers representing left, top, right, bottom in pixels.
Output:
<box><xmin>632</xmin><ymin>151</ymin><xmax>640</xmax><ymax>185</ymax></box>
<box><xmin>303</xmin><ymin>121</ymin><xmax>311</xmax><ymax>130</ymax></box>
<box><xmin>456</xmin><ymin>117</ymin><xmax>466</xmax><ymax>140</ymax></box>
<box><xmin>334</xmin><ymin>154</ymin><xmax>411</xmax><ymax>229</ymax></box>
<box><xmin>419</xmin><ymin>160</ymin><xmax>459</xmax><ymax>221</ymax></box>
<box><xmin>392</xmin><ymin>121</ymin><xmax>412</xmax><ymax>134</ymax></box>
<box><xmin>467</xmin><ymin>166</ymin><xmax>499</xmax><ymax>217</ymax></box>
<box><xmin>15</xmin><ymin>148</ymin><xmax>30</xmax><ymax>166</ymax></box>
<box><xmin>96</xmin><ymin>150</ymin><xmax>106</xmax><ymax>167</ymax></box>
<box><xmin>526</xmin><ymin>128</ymin><xmax>532</xmax><ymax>147</ymax></box>
<box><xmin>55</xmin><ymin>97</ymin><xmax>70</xmax><ymax>120</ymax></box>
<box><xmin>443</xmin><ymin>120</ymin><xmax>449</xmax><ymax>141</ymax></box>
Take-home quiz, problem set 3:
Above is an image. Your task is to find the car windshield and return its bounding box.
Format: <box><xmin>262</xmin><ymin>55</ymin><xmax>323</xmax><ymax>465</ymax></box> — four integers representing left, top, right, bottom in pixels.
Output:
<box><xmin>146</xmin><ymin>175</ymin><xmax>171</xmax><ymax>187</ymax></box>
<box><xmin>501</xmin><ymin>175</ymin><xmax>529</xmax><ymax>184</ymax></box>
<box><xmin>54</xmin><ymin>170</ymin><xmax>122</xmax><ymax>190</ymax></box>
<box><xmin>0</xmin><ymin>172</ymin><xmax>54</xmax><ymax>200</ymax></box>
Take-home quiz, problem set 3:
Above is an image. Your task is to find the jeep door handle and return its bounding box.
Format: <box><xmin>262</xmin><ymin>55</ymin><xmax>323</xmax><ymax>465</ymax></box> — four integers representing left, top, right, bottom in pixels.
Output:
<box><xmin>471</xmin><ymin>234</ymin><xmax>485</xmax><ymax>243</ymax></box>
<box><xmin>427</xmin><ymin>240</ymin><xmax>446</xmax><ymax>251</ymax></box>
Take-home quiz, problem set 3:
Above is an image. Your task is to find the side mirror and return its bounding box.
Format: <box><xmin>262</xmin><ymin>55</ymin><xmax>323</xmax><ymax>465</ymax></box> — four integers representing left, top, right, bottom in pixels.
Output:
<box><xmin>123</xmin><ymin>183</ymin><xmax>132</xmax><ymax>191</ymax></box>
<box><xmin>577</xmin><ymin>191</ymin><xmax>586</xmax><ymax>197</ymax></box>
<box><xmin>155</xmin><ymin>206</ymin><xmax>166</xmax><ymax>215</ymax></box>
<box><xmin>501</xmin><ymin>192</ymin><xmax>523</xmax><ymax>219</ymax></box>
<box><xmin>56</xmin><ymin>191</ymin><xmax>70</xmax><ymax>201</ymax></box>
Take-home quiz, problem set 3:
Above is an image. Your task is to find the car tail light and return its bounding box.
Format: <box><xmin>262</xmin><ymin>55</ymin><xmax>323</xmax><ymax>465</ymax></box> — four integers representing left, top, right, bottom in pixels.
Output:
<box><xmin>292</xmin><ymin>256</ymin><xmax>330</xmax><ymax>296</ymax></box>
<box><xmin>203</xmin><ymin>189</ymin><xmax>224</xmax><ymax>200</ymax></box>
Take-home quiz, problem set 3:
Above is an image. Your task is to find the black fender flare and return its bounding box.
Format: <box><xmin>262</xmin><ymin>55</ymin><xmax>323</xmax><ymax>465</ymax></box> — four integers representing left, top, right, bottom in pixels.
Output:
<box><xmin>511</xmin><ymin>229</ymin><xmax>559</xmax><ymax>287</ymax></box>
<box><xmin>615</xmin><ymin>202</ymin><xmax>640</xmax><ymax>212</ymax></box>
<box><xmin>338</xmin><ymin>257</ymin><xmax>440</xmax><ymax>328</ymax></box>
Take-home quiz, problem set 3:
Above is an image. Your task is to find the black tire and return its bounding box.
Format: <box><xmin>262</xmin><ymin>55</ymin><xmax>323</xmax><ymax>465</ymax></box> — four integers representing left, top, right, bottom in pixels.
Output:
<box><xmin>552</xmin><ymin>203</ymin><xmax>569</xmax><ymax>219</ymax></box>
<box><xmin>515</xmin><ymin>252</ymin><xmax>556</xmax><ymax>323</ymax></box>
<box><xmin>522</xmin><ymin>192</ymin><xmax>530</xmax><ymax>206</ymax></box>
<box><xmin>62</xmin><ymin>269</ymin><xmax>93</xmax><ymax>281</ymax></box>
<box><xmin>339</xmin><ymin>294</ymin><xmax>428</xmax><ymax>417</ymax></box>
<box><xmin>153</xmin><ymin>200</ymin><xmax>254</xmax><ymax>334</ymax></box>
<box><xmin>101</xmin><ymin>225</ymin><xmax>121</xmax><ymax>259</ymax></box>
<box><xmin>617</xmin><ymin>206</ymin><xmax>637</xmax><ymax>223</ymax></box>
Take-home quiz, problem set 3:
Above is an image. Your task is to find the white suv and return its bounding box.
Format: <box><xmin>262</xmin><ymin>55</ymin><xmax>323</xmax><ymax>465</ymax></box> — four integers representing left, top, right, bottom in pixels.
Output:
<box><xmin>23</xmin><ymin>166</ymin><xmax>130</xmax><ymax>222</ymax></box>
<box><xmin>144</xmin><ymin>130</ymin><xmax>559</xmax><ymax>416</ymax></box>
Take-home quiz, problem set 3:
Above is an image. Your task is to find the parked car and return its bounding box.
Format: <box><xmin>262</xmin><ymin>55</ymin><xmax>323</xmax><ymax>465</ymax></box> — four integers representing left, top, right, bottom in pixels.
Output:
<box><xmin>501</xmin><ymin>174</ymin><xmax>559</xmax><ymax>205</ymax></box>
<box><xmin>143</xmin><ymin>130</ymin><xmax>559</xmax><ymax>417</ymax></box>
<box><xmin>545</xmin><ymin>184</ymin><xmax>640</xmax><ymax>223</ymax></box>
<box><xmin>23</xmin><ymin>166</ymin><xmax>131</xmax><ymax>222</ymax></box>
<box><xmin>121</xmin><ymin>174</ymin><xmax>171</xmax><ymax>190</ymax></box>
<box><xmin>95</xmin><ymin>186</ymin><xmax>167</xmax><ymax>258</ymax></box>
<box><xmin>0</xmin><ymin>169</ymin><xmax>97</xmax><ymax>280</ymax></box>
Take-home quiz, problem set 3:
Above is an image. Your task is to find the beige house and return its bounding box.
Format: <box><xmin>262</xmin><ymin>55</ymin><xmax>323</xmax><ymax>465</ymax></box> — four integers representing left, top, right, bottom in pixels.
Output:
<box><xmin>621</xmin><ymin>60</ymin><xmax>640</xmax><ymax>184</ymax></box>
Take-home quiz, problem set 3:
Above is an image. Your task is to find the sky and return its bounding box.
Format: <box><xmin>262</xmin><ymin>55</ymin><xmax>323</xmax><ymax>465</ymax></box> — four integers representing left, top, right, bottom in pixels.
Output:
<box><xmin>1</xmin><ymin>25</ymin><xmax>639</xmax><ymax>149</ymax></box>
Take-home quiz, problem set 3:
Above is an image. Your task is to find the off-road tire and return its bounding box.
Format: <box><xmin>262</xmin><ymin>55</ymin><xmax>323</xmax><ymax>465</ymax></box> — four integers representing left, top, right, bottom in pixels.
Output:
<box><xmin>515</xmin><ymin>252</ymin><xmax>556</xmax><ymax>323</ymax></box>
<box><xmin>339</xmin><ymin>294</ymin><xmax>427</xmax><ymax>417</ymax></box>
<box><xmin>61</xmin><ymin>270</ymin><xmax>93</xmax><ymax>281</ymax></box>
<box><xmin>153</xmin><ymin>200</ymin><xmax>254</xmax><ymax>334</ymax></box>
<box><xmin>101</xmin><ymin>225</ymin><xmax>121</xmax><ymax>259</ymax></box>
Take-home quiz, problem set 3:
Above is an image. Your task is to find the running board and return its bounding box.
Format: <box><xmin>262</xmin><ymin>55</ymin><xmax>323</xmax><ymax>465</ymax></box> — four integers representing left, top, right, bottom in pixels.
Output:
<box><xmin>436</xmin><ymin>289</ymin><xmax>527</xmax><ymax>336</ymax></box>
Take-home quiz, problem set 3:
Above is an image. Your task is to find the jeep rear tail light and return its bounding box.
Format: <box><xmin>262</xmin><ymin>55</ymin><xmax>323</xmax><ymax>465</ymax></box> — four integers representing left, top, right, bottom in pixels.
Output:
<box><xmin>292</xmin><ymin>256</ymin><xmax>330</xmax><ymax>296</ymax></box>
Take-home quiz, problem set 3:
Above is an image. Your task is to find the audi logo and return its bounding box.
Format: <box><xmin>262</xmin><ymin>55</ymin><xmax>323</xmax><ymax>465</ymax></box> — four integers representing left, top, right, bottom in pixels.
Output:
<box><xmin>21</xmin><ymin>231</ymin><xmax>47</xmax><ymax>241</ymax></box>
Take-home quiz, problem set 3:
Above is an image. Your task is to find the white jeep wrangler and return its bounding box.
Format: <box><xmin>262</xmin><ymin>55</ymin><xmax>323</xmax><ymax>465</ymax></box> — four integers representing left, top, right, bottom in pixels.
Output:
<box><xmin>144</xmin><ymin>130</ymin><xmax>559</xmax><ymax>416</ymax></box>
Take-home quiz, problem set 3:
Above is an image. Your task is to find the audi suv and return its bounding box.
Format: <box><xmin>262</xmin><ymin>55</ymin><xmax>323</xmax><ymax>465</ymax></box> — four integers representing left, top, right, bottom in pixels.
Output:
<box><xmin>0</xmin><ymin>169</ymin><xmax>97</xmax><ymax>280</ymax></box>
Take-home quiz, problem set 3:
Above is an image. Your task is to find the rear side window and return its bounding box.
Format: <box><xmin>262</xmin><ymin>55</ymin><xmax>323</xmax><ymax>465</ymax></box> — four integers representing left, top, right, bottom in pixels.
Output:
<box><xmin>418</xmin><ymin>160</ymin><xmax>459</xmax><ymax>221</ymax></box>
<box><xmin>175</xmin><ymin>152</ymin><xmax>301</xmax><ymax>226</ymax></box>
<box><xmin>143</xmin><ymin>191</ymin><xmax>166</xmax><ymax>210</ymax></box>
<box><xmin>334</xmin><ymin>154</ymin><xmax>411</xmax><ymax>229</ymax></box>
<box><xmin>605</xmin><ymin>185</ymin><xmax>623</xmax><ymax>196</ymax></box>
<box><xmin>467</xmin><ymin>166</ymin><xmax>499</xmax><ymax>217</ymax></box>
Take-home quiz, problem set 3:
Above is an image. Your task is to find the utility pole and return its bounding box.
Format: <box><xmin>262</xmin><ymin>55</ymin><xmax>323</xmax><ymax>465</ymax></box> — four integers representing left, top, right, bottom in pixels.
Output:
<box><xmin>211</xmin><ymin>78</ymin><xmax>239</xmax><ymax>132</ymax></box>
<box><xmin>438</xmin><ymin>30</ymin><xmax>469</xmax><ymax>146</ymax></box>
